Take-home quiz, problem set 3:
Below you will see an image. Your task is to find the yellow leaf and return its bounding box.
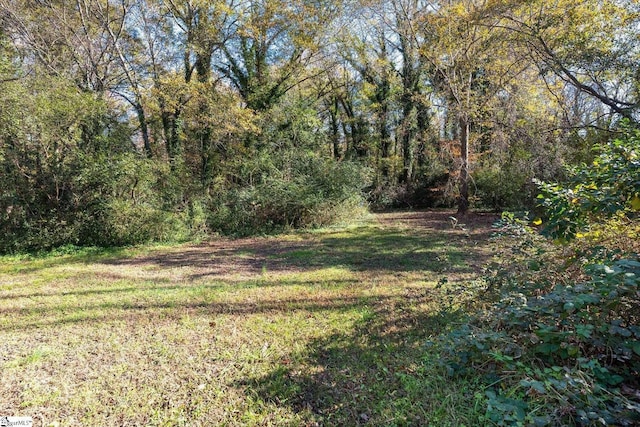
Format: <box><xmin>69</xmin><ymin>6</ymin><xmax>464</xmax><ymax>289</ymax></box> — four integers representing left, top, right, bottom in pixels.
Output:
<box><xmin>532</xmin><ymin>218</ymin><xmax>542</xmax><ymax>226</ymax></box>
<box><xmin>631</xmin><ymin>195</ymin><xmax>640</xmax><ymax>211</ymax></box>
<box><xmin>576</xmin><ymin>233</ymin><xmax>585</xmax><ymax>238</ymax></box>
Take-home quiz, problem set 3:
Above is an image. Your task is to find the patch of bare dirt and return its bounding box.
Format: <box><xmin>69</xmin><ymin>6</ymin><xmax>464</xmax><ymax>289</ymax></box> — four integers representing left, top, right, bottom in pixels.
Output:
<box><xmin>104</xmin><ymin>238</ymin><xmax>314</xmax><ymax>281</ymax></box>
<box><xmin>376</xmin><ymin>209</ymin><xmax>499</xmax><ymax>242</ymax></box>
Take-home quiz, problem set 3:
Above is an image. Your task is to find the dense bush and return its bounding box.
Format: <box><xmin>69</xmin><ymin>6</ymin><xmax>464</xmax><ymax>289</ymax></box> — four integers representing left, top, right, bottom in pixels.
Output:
<box><xmin>208</xmin><ymin>150</ymin><xmax>370</xmax><ymax>235</ymax></box>
<box><xmin>536</xmin><ymin>122</ymin><xmax>640</xmax><ymax>240</ymax></box>
<box><xmin>0</xmin><ymin>77</ymin><xmax>206</xmax><ymax>253</ymax></box>
<box><xmin>473</xmin><ymin>165</ymin><xmax>537</xmax><ymax>211</ymax></box>
<box><xmin>434</xmin><ymin>215</ymin><xmax>640</xmax><ymax>425</ymax></box>
<box><xmin>0</xmin><ymin>150</ymin><xmax>206</xmax><ymax>252</ymax></box>
<box><xmin>368</xmin><ymin>148</ymin><xmax>451</xmax><ymax>211</ymax></box>
<box><xmin>74</xmin><ymin>155</ymin><xmax>208</xmax><ymax>247</ymax></box>
<box><xmin>431</xmin><ymin>127</ymin><xmax>640</xmax><ymax>426</ymax></box>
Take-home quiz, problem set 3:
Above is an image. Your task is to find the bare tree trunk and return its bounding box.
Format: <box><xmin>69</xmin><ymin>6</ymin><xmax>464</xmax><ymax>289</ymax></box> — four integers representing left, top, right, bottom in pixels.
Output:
<box><xmin>400</xmin><ymin>101</ymin><xmax>415</xmax><ymax>184</ymax></box>
<box><xmin>379</xmin><ymin>91</ymin><xmax>391</xmax><ymax>178</ymax></box>
<box><xmin>329</xmin><ymin>98</ymin><xmax>341</xmax><ymax>159</ymax></box>
<box><xmin>161</xmin><ymin>109</ymin><xmax>181</xmax><ymax>169</ymax></box>
<box><xmin>457</xmin><ymin>114</ymin><xmax>470</xmax><ymax>214</ymax></box>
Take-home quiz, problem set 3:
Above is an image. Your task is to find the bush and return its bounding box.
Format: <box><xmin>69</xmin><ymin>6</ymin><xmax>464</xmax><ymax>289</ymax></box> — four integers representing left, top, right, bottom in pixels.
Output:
<box><xmin>536</xmin><ymin>122</ymin><xmax>640</xmax><ymax>240</ymax></box>
<box><xmin>430</xmin><ymin>125</ymin><xmax>640</xmax><ymax>426</ymax></box>
<box><xmin>473</xmin><ymin>166</ymin><xmax>537</xmax><ymax>211</ymax></box>
<box><xmin>433</xmin><ymin>215</ymin><xmax>640</xmax><ymax>426</ymax></box>
<box><xmin>0</xmin><ymin>126</ymin><xmax>205</xmax><ymax>253</ymax></box>
<box><xmin>73</xmin><ymin>154</ymin><xmax>207</xmax><ymax>247</ymax></box>
<box><xmin>208</xmin><ymin>150</ymin><xmax>370</xmax><ymax>235</ymax></box>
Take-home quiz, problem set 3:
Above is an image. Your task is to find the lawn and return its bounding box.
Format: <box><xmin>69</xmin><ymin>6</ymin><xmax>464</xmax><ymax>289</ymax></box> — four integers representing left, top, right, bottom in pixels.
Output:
<box><xmin>0</xmin><ymin>211</ymin><xmax>497</xmax><ymax>426</ymax></box>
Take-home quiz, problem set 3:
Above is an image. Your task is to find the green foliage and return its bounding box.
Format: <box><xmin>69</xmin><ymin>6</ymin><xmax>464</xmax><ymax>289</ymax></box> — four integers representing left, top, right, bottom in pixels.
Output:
<box><xmin>2</xmin><ymin>0</ymin><xmax>638</xmax><ymax>250</ymax></box>
<box><xmin>259</xmin><ymin>96</ymin><xmax>327</xmax><ymax>150</ymax></box>
<box><xmin>369</xmin><ymin>144</ymin><xmax>452</xmax><ymax>210</ymax></box>
<box><xmin>0</xmin><ymin>75</ymin><xmax>205</xmax><ymax>253</ymax></box>
<box><xmin>536</xmin><ymin>123</ymin><xmax>640</xmax><ymax>240</ymax></box>
<box><xmin>474</xmin><ymin>166</ymin><xmax>535</xmax><ymax>211</ymax></box>
<box><xmin>208</xmin><ymin>150</ymin><xmax>370</xmax><ymax>235</ymax></box>
<box><xmin>431</xmin><ymin>206</ymin><xmax>640</xmax><ymax>425</ymax></box>
<box><xmin>0</xmin><ymin>77</ymin><xmax>104</xmax><ymax>251</ymax></box>
<box><xmin>74</xmin><ymin>154</ymin><xmax>207</xmax><ymax>247</ymax></box>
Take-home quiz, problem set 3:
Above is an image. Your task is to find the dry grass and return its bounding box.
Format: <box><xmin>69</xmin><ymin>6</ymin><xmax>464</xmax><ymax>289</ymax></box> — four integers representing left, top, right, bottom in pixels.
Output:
<box><xmin>0</xmin><ymin>210</ymin><xmax>497</xmax><ymax>426</ymax></box>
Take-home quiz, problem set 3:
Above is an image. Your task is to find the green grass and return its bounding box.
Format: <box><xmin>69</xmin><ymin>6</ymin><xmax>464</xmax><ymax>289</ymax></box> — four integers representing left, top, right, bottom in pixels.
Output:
<box><xmin>0</xmin><ymin>211</ymin><xmax>495</xmax><ymax>426</ymax></box>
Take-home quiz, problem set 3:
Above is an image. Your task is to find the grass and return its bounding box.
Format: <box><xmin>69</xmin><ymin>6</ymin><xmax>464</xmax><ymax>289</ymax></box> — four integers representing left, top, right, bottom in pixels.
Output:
<box><xmin>0</xmin><ymin>210</ymin><xmax>496</xmax><ymax>426</ymax></box>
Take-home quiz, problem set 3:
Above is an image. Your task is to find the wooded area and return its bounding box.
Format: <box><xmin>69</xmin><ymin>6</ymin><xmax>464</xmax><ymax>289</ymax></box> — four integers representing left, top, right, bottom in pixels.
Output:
<box><xmin>1</xmin><ymin>0</ymin><xmax>638</xmax><ymax>252</ymax></box>
<box><xmin>1</xmin><ymin>1</ymin><xmax>639</xmax><ymax>424</ymax></box>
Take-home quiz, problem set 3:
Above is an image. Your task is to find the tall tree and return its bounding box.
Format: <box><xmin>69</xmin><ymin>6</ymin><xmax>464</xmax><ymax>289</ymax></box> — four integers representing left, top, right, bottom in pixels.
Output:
<box><xmin>216</xmin><ymin>0</ymin><xmax>337</xmax><ymax>112</ymax></box>
<box><xmin>418</xmin><ymin>0</ymin><xmax>527</xmax><ymax>213</ymax></box>
<box><xmin>163</xmin><ymin>0</ymin><xmax>229</xmax><ymax>183</ymax></box>
<box><xmin>341</xmin><ymin>26</ymin><xmax>396</xmax><ymax>178</ymax></box>
<box><xmin>388</xmin><ymin>0</ymin><xmax>431</xmax><ymax>184</ymax></box>
<box><xmin>492</xmin><ymin>0</ymin><xmax>640</xmax><ymax>122</ymax></box>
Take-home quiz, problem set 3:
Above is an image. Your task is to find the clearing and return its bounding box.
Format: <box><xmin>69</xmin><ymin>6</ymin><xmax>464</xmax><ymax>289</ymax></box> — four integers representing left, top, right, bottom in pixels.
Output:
<box><xmin>0</xmin><ymin>210</ymin><xmax>497</xmax><ymax>426</ymax></box>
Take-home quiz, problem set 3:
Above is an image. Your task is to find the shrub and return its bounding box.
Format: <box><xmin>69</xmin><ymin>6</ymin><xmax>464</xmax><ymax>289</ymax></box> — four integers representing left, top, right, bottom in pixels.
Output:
<box><xmin>536</xmin><ymin>122</ymin><xmax>640</xmax><ymax>240</ymax></box>
<box><xmin>433</xmin><ymin>215</ymin><xmax>640</xmax><ymax>426</ymax></box>
<box><xmin>208</xmin><ymin>150</ymin><xmax>370</xmax><ymax>235</ymax></box>
<box><xmin>473</xmin><ymin>166</ymin><xmax>537</xmax><ymax>211</ymax></box>
<box><xmin>74</xmin><ymin>154</ymin><xmax>208</xmax><ymax>247</ymax></box>
<box><xmin>431</xmin><ymin>125</ymin><xmax>640</xmax><ymax>426</ymax></box>
<box><xmin>0</xmin><ymin>133</ymin><xmax>204</xmax><ymax>252</ymax></box>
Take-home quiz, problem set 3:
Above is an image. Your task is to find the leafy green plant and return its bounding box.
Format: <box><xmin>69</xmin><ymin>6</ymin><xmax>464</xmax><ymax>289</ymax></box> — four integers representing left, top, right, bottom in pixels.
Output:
<box><xmin>436</xmin><ymin>252</ymin><xmax>640</xmax><ymax>425</ymax></box>
<box><xmin>208</xmin><ymin>150</ymin><xmax>370</xmax><ymax>235</ymax></box>
<box><xmin>536</xmin><ymin>122</ymin><xmax>640</xmax><ymax>240</ymax></box>
<box><xmin>433</xmin><ymin>160</ymin><xmax>640</xmax><ymax>426</ymax></box>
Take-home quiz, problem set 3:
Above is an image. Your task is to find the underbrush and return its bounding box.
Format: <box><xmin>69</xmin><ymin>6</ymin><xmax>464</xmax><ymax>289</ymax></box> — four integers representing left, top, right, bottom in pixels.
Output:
<box><xmin>208</xmin><ymin>150</ymin><xmax>370</xmax><ymax>236</ymax></box>
<box><xmin>433</xmin><ymin>215</ymin><xmax>639</xmax><ymax>425</ymax></box>
<box><xmin>431</xmin><ymin>126</ymin><xmax>640</xmax><ymax>426</ymax></box>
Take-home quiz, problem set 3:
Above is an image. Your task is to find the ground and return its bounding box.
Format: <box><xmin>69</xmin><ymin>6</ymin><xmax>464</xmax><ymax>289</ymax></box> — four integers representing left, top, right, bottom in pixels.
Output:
<box><xmin>0</xmin><ymin>210</ymin><xmax>498</xmax><ymax>426</ymax></box>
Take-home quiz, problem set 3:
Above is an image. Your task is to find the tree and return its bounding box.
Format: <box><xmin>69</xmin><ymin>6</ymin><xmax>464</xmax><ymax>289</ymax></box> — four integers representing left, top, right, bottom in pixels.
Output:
<box><xmin>318</xmin><ymin>59</ymin><xmax>372</xmax><ymax>160</ymax></box>
<box><xmin>339</xmin><ymin>23</ymin><xmax>396</xmax><ymax>177</ymax></box>
<box><xmin>492</xmin><ymin>0</ymin><xmax>640</xmax><ymax>123</ymax></box>
<box><xmin>216</xmin><ymin>0</ymin><xmax>336</xmax><ymax>112</ymax></box>
<box><xmin>161</xmin><ymin>0</ymin><xmax>228</xmax><ymax>181</ymax></box>
<box><xmin>381</xmin><ymin>0</ymin><xmax>432</xmax><ymax>184</ymax></box>
<box><xmin>328</xmin><ymin>0</ymin><xmax>432</xmax><ymax>186</ymax></box>
<box><xmin>418</xmin><ymin>0</ymin><xmax>528</xmax><ymax>213</ymax></box>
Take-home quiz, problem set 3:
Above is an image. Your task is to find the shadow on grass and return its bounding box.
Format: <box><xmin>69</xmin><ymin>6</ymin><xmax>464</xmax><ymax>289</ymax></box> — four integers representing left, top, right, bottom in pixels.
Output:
<box><xmin>285</xmin><ymin>227</ymin><xmax>478</xmax><ymax>274</ymax></box>
<box><xmin>0</xmin><ymin>274</ymin><xmax>360</xmax><ymax>301</ymax></box>
<box><xmin>101</xmin><ymin>224</ymin><xmax>491</xmax><ymax>281</ymax></box>
<box><xmin>235</xmin><ymin>289</ymin><xmax>475</xmax><ymax>425</ymax></box>
<box><xmin>1</xmin><ymin>211</ymin><xmax>495</xmax><ymax>423</ymax></box>
<box><xmin>0</xmin><ymin>246</ymin><xmax>133</xmax><ymax>274</ymax></box>
<box><xmin>2</xmin><ymin>291</ymin><xmax>392</xmax><ymax>331</ymax></box>
<box><xmin>2</xmin><ymin>283</ymin><xmax>478</xmax><ymax>424</ymax></box>
<box><xmin>2</xmin><ymin>211</ymin><xmax>495</xmax><ymax>281</ymax></box>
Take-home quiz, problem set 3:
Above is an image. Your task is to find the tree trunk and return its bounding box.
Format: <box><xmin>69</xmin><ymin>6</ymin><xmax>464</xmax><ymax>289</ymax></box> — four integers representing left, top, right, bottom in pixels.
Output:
<box><xmin>329</xmin><ymin>98</ymin><xmax>341</xmax><ymax>159</ymax></box>
<box><xmin>200</xmin><ymin>127</ymin><xmax>213</xmax><ymax>188</ymax></box>
<box><xmin>379</xmin><ymin>86</ymin><xmax>391</xmax><ymax>178</ymax></box>
<box><xmin>195</xmin><ymin>51</ymin><xmax>215</xmax><ymax>188</ymax></box>
<box><xmin>161</xmin><ymin>109</ymin><xmax>181</xmax><ymax>169</ymax></box>
<box><xmin>134</xmin><ymin>103</ymin><xmax>152</xmax><ymax>158</ymax></box>
<box><xmin>457</xmin><ymin>115</ymin><xmax>470</xmax><ymax>214</ymax></box>
<box><xmin>400</xmin><ymin>101</ymin><xmax>415</xmax><ymax>184</ymax></box>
